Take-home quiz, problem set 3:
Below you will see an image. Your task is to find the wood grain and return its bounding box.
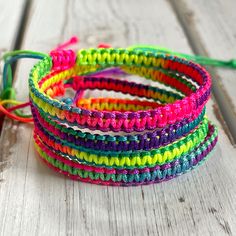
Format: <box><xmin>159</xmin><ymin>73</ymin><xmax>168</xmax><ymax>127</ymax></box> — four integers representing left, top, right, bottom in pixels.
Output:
<box><xmin>169</xmin><ymin>0</ymin><xmax>236</xmax><ymax>144</ymax></box>
<box><xmin>0</xmin><ymin>0</ymin><xmax>26</xmax><ymax>51</ymax></box>
<box><xmin>0</xmin><ymin>0</ymin><xmax>236</xmax><ymax>235</ymax></box>
<box><xmin>173</xmin><ymin>0</ymin><xmax>236</xmax><ymax>106</ymax></box>
<box><xmin>0</xmin><ymin>0</ymin><xmax>27</xmax><ymax>171</ymax></box>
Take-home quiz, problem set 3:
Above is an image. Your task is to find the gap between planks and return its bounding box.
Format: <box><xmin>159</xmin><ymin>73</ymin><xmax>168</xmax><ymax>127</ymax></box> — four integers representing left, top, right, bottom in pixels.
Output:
<box><xmin>168</xmin><ymin>0</ymin><xmax>236</xmax><ymax>146</ymax></box>
<box><xmin>0</xmin><ymin>0</ymin><xmax>32</xmax><ymax>133</ymax></box>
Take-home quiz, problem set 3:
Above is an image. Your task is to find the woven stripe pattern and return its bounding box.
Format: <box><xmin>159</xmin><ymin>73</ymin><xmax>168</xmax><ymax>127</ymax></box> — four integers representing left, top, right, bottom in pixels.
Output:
<box><xmin>29</xmin><ymin>48</ymin><xmax>218</xmax><ymax>186</ymax></box>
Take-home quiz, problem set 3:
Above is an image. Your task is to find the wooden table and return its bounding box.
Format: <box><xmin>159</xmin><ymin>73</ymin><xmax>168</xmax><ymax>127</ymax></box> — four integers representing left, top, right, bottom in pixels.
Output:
<box><xmin>0</xmin><ymin>1</ymin><xmax>236</xmax><ymax>235</ymax></box>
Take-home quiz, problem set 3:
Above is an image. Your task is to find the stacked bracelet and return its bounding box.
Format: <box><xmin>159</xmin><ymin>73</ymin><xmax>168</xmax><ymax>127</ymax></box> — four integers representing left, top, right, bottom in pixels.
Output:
<box><xmin>26</xmin><ymin>48</ymin><xmax>218</xmax><ymax>186</ymax></box>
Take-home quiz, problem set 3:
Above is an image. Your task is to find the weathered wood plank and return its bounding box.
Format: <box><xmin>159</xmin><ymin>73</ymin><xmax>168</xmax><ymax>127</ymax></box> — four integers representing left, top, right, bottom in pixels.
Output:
<box><xmin>0</xmin><ymin>0</ymin><xmax>27</xmax><ymax>169</ymax></box>
<box><xmin>0</xmin><ymin>0</ymin><xmax>26</xmax><ymax>51</ymax></box>
<box><xmin>172</xmin><ymin>0</ymin><xmax>236</xmax><ymax>105</ymax></box>
<box><xmin>0</xmin><ymin>0</ymin><xmax>236</xmax><ymax>235</ymax></box>
<box><xmin>169</xmin><ymin>0</ymin><xmax>236</xmax><ymax>144</ymax></box>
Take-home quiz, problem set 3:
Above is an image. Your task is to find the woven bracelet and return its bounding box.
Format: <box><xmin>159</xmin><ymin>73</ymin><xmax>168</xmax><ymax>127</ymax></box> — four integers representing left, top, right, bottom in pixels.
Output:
<box><xmin>27</xmin><ymin>47</ymin><xmax>217</xmax><ymax>186</ymax></box>
<box><xmin>0</xmin><ymin>42</ymin><xmax>219</xmax><ymax>186</ymax></box>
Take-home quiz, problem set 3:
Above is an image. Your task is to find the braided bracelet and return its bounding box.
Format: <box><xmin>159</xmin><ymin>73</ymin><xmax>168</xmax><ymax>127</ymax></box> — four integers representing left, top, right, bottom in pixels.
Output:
<box><xmin>23</xmin><ymin>47</ymin><xmax>217</xmax><ymax>186</ymax></box>
<box><xmin>0</xmin><ymin>42</ymin><xmax>219</xmax><ymax>186</ymax></box>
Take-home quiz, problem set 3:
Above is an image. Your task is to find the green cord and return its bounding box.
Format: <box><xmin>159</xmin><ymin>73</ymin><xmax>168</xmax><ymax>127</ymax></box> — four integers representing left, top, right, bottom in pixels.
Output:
<box><xmin>129</xmin><ymin>45</ymin><xmax>236</xmax><ymax>69</ymax></box>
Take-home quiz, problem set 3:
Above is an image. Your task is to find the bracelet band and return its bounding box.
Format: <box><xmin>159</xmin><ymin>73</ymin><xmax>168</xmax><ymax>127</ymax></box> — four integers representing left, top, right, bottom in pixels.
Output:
<box><xmin>25</xmin><ymin>47</ymin><xmax>218</xmax><ymax>186</ymax></box>
<box><xmin>29</xmin><ymin>49</ymin><xmax>211</xmax><ymax>132</ymax></box>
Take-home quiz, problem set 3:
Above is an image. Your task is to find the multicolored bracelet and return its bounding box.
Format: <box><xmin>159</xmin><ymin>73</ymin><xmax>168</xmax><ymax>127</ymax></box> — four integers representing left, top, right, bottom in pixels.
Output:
<box><xmin>0</xmin><ymin>38</ymin><xmax>220</xmax><ymax>186</ymax></box>
<box><xmin>24</xmin><ymin>47</ymin><xmax>217</xmax><ymax>186</ymax></box>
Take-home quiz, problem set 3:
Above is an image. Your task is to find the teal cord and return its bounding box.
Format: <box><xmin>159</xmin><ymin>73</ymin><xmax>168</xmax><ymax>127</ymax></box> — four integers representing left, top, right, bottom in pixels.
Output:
<box><xmin>2</xmin><ymin>51</ymin><xmax>49</xmax><ymax>93</ymax></box>
<box><xmin>0</xmin><ymin>51</ymin><xmax>50</xmax><ymax>117</ymax></box>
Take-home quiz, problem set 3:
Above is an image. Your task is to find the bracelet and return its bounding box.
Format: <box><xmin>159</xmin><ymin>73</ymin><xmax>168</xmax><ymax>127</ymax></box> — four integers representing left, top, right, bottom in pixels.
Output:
<box><xmin>30</xmin><ymin>49</ymin><xmax>211</xmax><ymax>132</ymax></box>
<box><xmin>25</xmin><ymin>47</ymin><xmax>218</xmax><ymax>186</ymax></box>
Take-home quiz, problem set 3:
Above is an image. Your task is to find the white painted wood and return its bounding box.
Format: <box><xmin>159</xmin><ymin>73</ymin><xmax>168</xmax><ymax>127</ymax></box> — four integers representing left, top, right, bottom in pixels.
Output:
<box><xmin>1</xmin><ymin>0</ymin><xmax>236</xmax><ymax>235</ymax></box>
<box><xmin>0</xmin><ymin>0</ymin><xmax>27</xmax><ymax>169</ymax></box>
<box><xmin>0</xmin><ymin>0</ymin><xmax>25</xmax><ymax>51</ymax></box>
<box><xmin>169</xmin><ymin>0</ymin><xmax>236</xmax><ymax>144</ymax></box>
<box><xmin>0</xmin><ymin>0</ymin><xmax>26</xmax><ymax>94</ymax></box>
<box><xmin>171</xmin><ymin>0</ymin><xmax>236</xmax><ymax>111</ymax></box>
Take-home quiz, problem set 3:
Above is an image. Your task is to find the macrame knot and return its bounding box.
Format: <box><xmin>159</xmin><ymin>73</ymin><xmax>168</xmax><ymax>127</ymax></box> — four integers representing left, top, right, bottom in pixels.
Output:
<box><xmin>50</xmin><ymin>49</ymin><xmax>76</xmax><ymax>71</ymax></box>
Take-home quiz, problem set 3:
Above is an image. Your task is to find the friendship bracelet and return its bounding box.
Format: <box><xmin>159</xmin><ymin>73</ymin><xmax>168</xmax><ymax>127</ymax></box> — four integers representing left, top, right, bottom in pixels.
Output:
<box><xmin>30</xmin><ymin>49</ymin><xmax>211</xmax><ymax>132</ymax></box>
<box><xmin>0</xmin><ymin>39</ymin><xmax>221</xmax><ymax>186</ymax></box>
<box><xmin>27</xmin><ymin>47</ymin><xmax>217</xmax><ymax>185</ymax></box>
